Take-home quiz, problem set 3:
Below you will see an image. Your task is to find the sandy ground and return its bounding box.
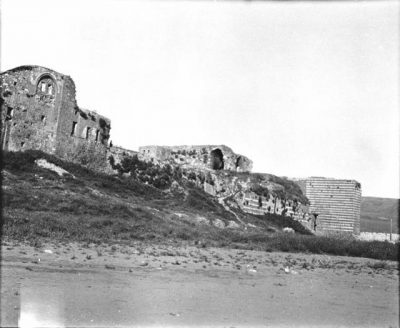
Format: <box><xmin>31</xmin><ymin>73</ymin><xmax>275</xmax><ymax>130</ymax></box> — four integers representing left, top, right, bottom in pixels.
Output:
<box><xmin>1</xmin><ymin>240</ymin><xmax>398</xmax><ymax>328</ymax></box>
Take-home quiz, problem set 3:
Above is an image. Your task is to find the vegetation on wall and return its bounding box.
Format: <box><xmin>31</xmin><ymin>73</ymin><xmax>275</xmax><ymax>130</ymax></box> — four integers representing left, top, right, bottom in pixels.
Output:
<box><xmin>109</xmin><ymin>154</ymin><xmax>173</xmax><ymax>189</ymax></box>
<box><xmin>250</xmin><ymin>185</ymin><xmax>270</xmax><ymax>198</ymax></box>
<box><xmin>108</xmin><ymin>154</ymin><xmax>207</xmax><ymax>190</ymax></box>
<box><xmin>230</xmin><ymin>171</ymin><xmax>309</xmax><ymax>204</ymax></box>
<box><xmin>265</xmin><ymin>176</ymin><xmax>308</xmax><ymax>204</ymax></box>
<box><xmin>72</xmin><ymin>144</ymin><xmax>107</xmax><ymax>170</ymax></box>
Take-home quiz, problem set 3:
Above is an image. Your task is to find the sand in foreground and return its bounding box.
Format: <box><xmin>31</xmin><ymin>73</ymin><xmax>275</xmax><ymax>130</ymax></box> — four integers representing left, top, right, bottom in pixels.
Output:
<box><xmin>1</xmin><ymin>241</ymin><xmax>398</xmax><ymax>327</ymax></box>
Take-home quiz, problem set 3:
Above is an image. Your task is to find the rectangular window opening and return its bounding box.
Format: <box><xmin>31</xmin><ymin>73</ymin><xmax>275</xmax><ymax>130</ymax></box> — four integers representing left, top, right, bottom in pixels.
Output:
<box><xmin>95</xmin><ymin>129</ymin><xmax>100</xmax><ymax>142</ymax></box>
<box><xmin>41</xmin><ymin>83</ymin><xmax>46</xmax><ymax>92</ymax></box>
<box><xmin>71</xmin><ymin>121</ymin><xmax>77</xmax><ymax>136</ymax></box>
<box><xmin>41</xmin><ymin>115</ymin><xmax>46</xmax><ymax>123</ymax></box>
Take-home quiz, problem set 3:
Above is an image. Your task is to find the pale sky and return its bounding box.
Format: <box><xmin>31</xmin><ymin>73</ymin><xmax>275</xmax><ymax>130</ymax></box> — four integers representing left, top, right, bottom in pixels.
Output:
<box><xmin>1</xmin><ymin>0</ymin><xmax>399</xmax><ymax>198</ymax></box>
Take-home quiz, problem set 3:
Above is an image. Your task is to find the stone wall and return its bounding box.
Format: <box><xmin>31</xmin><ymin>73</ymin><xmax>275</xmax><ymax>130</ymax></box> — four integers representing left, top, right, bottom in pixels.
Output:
<box><xmin>1</xmin><ymin>66</ymin><xmax>111</xmax><ymax>171</ymax></box>
<box><xmin>138</xmin><ymin>145</ymin><xmax>252</xmax><ymax>172</ymax></box>
<box><xmin>239</xmin><ymin>191</ymin><xmax>309</xmax><ymax>220</ymax></box>
<box><xmin>1</xmin><ymin>66</ymin><xmax>63</xmax><ymax>154</ymax></box>
<box><xmin>55</xmin><ymin>74</ymin><xmax>111</xmax><ymax>171</ymax></box>
<box><xmin>199</xmin><ymin>169</ymin><xmax>310</xmax><ymax>224</ymax></box>
<box><xmin>298</xmin><ymin>177</ymin><xmax>362</xmax><ymax>235</ymax></box>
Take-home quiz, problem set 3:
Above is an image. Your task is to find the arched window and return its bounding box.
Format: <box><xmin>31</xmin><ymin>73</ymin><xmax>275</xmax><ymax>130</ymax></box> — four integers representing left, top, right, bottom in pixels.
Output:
<box><xmin>37</xmin><ymin>75</ymin><xmax>56</xmax><ymax>96</ymax></box>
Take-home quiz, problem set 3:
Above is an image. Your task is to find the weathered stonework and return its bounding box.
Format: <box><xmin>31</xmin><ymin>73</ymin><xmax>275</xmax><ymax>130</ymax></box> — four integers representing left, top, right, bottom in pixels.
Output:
<box><xmin>138</xmin><ymin>145</ymin><xmax>253</xmax><ymax>172</ymax></box>
<box><xmin>294</xmin><ymin>177</ymin><xmax>361</xmax><ymax>235</ymax></box>
<box><xmin>199</xmin><ymin>170</ymin><xmax>311</xmax><ymax>227</ymax></box>
<box><xmin>1</xmin><ymin>65</ymin><xmax>361</xmax><ymax>237</ymax></box>
<box><xmin>1</xmin><ymin>66</ymin><xmax>111</xmax><ymax>170</ymax></box>
<box><xmin>239</xmin><ymin>191</ymin><xmax>310</xmax><ymax>220</ymax></box>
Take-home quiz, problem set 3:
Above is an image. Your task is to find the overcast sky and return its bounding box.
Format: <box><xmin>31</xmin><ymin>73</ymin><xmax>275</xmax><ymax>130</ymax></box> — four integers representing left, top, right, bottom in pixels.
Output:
<box><xmin>1</xmin><ymin>0</ymin><xmax>399</xmax><ymax>198</ymax></box>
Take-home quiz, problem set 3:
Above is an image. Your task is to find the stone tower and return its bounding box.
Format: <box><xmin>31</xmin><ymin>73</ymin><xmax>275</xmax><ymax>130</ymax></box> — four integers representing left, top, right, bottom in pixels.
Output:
<box><xmin>1</xmin><ymin>65</ymin><xmax>111</xmax><ymax>170</ymax></box>
<box><xmin>304</xmin><ymin>177</ymin><xmax>361</xmax><ymax>235</ymax></box>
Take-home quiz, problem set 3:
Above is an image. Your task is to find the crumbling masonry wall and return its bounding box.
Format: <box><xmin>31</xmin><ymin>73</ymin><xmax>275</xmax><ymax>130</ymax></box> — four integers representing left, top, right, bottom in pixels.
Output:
<box><xmin>200</xmin><ymin>170</ymin><xmax>310</xmax><ymax>225</ymax></box>
<box><xmin>1</xmin><ymin>66</ymin><xmax>111</xmax><ymax>171</ymax></box>
<box><xmin>54</xmin><ymin>73</ymin><xmax>111</xmax><ymax>171</ymax></box>
<box><xmin>138</xmin><ymin>145</ymin><xmax>253</xmax><ymax>172</ymax></box>
<box><xmin>240</xmin><ymin>191</ymin><xmax>309</xmax><ymax>220</ymax></box>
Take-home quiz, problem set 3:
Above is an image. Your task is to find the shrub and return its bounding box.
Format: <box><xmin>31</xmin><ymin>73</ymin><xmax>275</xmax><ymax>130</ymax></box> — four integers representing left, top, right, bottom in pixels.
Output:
<box><xmin>251</xmin><ymin>185</ymin><xmax>269</xmax><ymax>198</ymax></box>
<box><xmin>108</xmin><ymin>154</ymin><xmax>177</xmax><ymax>190</ymax></box>
<box><xmin>170</xmin><ymin>166</ymin><xmax>180</xmax><ymax>180</ymax></box>
<box><xmin>268</xmin><ymin>175</ymin><xmax>309</xmax><ymax>204</ymax></box>
<box><xmin>187</xmin><ymin>171</ymin><xmax>197</xmax><ymax>181</ymax></box>
<box><xmin>2</xmin><ymin>150</ymin><xmax>37</xmax><ymax>171</ymax></box>
<box><xmin>262</xmin><ymin>213</ymin><xmax>312</xmax><ymax>235</ymax></box>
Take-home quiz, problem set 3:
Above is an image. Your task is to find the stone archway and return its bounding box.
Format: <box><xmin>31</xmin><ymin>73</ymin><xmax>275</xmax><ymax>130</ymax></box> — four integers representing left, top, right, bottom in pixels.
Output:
<box><xmin>210</xmin><ymin>148</ymin><xmax>224</xmax><ymax>170</ymax></box>
<box><xmin>36</xmin><ymin>74</ymin><xmax>57</xmax><ymax>96</ymax></box>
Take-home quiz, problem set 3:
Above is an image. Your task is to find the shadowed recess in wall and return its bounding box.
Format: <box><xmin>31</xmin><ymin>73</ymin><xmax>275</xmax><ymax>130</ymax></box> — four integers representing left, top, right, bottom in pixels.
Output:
<box><xmin>210</xmin><ymin>148</ymin><xmax>224</xmax><ymax>170</ymax></box>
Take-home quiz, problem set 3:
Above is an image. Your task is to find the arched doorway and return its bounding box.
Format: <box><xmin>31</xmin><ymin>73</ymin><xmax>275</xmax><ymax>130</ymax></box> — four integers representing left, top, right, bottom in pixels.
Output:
<box><xmin>210</xmin><ymin>148</ymin><xmax>224</xmax><ymax>170</ymax></box>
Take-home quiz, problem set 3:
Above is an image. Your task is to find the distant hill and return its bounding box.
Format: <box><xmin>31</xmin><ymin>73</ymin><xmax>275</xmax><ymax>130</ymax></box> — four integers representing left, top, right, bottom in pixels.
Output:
<box><xmin>361</xmin><ymin>197</ymin><xmax>399</xmax><ymax>233</ymax></box>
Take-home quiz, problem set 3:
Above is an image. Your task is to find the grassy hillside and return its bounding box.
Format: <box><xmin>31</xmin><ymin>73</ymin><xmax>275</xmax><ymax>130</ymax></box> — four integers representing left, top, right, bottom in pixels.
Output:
<box><xmin>1</xmin><ymin>150</ymin><xmax>398</xmax><ymax>260</ymax></box>
<box><xmin>0</xmin><ymin>150</ymin><xmax>309</xmax><ymax>244</ymax></box>
<box><xmin>361</xmin><ymin>197</ymin><xmax>399</xmax><ymax>233</ymax></box>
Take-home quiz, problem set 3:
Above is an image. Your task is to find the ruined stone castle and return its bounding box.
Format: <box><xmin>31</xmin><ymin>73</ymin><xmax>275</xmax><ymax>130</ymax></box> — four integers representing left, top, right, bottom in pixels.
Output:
<box><xmin>1</xmin><ymin>65</ymin><xmax>362</xmax><ymax>235</ymax></box>
<box><xmin>0</xmin><ymin>66</ymin><xmax>251</xmax><ymax>174</ymax></box>
<box><xmin>1</xmin><ymin>66</ymin><xmax>112</xmax><ymax>170</ymax></box>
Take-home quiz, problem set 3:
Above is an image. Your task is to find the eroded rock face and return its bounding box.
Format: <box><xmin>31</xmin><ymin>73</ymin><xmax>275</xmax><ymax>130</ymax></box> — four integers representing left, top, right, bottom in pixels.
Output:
<box><xmin>138</xmin><ymin>145</ymin><xmax>253</xmax><ymax>172</ymax></box>
<box><xmin>1</xmin><ymin>66</ymin><xmax>111</xmax><ymax>171</ymax></box>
